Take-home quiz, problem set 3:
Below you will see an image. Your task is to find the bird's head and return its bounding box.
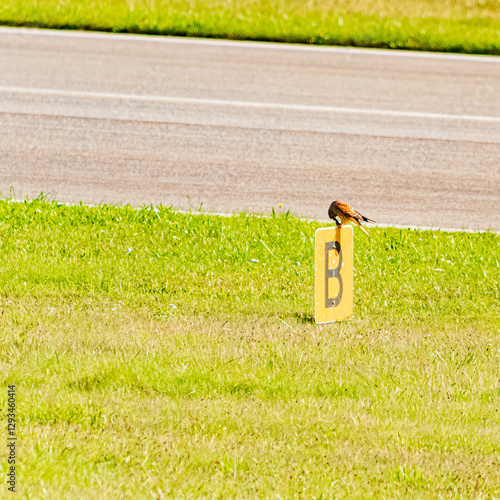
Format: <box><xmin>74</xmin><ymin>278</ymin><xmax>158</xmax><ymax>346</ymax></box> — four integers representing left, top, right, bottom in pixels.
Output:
<box><xmin>328</xmin><ymin>200</ymin><xmax>340</xmax><ymax>220</ymax></box>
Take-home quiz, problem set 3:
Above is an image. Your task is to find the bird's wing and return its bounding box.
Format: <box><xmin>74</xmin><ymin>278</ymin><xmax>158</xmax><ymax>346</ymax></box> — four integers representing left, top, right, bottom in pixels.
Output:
<box><xmin>345</xmin><ymin>204</ymin><xmax>375</xmax><ymax>223</ymax></box>
<box><xmin>338</xmin><ymin>201</ymin><xmax>363</xmax><ymax>220</ymax></box>
<box><xmin>334</xmin><ymin>200</ymin><xmax>350</xmax><ymax>212</ymax></box>
<box><xmin>331</xmin><ymin>201</ymin><xmax>375</xmax><ymax>224</ymax></box>
<box><xmin>361</xmin><ymin>215</ymin><xmax>376</xmax><ymax>223</ymax></box>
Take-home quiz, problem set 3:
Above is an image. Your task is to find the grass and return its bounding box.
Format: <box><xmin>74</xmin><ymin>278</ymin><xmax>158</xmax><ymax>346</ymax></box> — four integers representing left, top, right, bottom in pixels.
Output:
<box><xmin>1</xmin><ymin>0</ymin><xmax>500</xmax><ymax>55</ymax></box>
<box><xmin>0</xmin><ymin>198</ymin><xmax>499</xmax><ymax>498</ymax></box>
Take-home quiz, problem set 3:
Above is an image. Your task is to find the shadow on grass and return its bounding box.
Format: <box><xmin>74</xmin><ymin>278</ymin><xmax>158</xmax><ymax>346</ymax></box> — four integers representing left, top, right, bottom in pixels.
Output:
<box><xmin>293</xmin><ymin>312</ymin><xmax>315</xmax><ymax>324</ymax></box>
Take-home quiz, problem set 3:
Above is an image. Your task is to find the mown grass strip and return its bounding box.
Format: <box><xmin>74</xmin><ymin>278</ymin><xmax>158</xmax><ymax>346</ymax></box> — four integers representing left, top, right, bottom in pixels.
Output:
<box><xmin>0</xmin><ymin>199</ymin><xmax>498</xmax><ymax>329</ymax></box>
<box><xmin>1</xmin><ymin>0</ymin><xmax>500</xmax><ymax>55</ymax></box>
<box><xmin>0</xmin><ymin>199</ymin><xmax>499</xmax><ymax>498</ymax></box>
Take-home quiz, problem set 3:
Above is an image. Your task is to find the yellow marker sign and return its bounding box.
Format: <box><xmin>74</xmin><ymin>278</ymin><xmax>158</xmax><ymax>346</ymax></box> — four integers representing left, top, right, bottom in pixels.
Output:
<box><xmin>315</xmin><ymin>226</ymin><xmax>353</xmax><ymax>323</ymax></box>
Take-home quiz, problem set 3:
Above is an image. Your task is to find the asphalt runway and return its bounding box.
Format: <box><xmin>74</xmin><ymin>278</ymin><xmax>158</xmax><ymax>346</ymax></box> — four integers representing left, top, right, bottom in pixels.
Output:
<box><xmin>1</xmin><ymin>27</ymin><xmax>499</xmax><ymax>230</ymax></box>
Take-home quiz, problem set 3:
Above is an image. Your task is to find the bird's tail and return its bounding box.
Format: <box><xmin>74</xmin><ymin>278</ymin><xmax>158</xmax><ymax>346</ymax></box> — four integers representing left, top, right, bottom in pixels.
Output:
<box><xmin>353</xmin><ymin>219</ymin><xmax>371</xmax><ymax>238</ymax></box>
<box><xmin>361</xmin><ymin>215</ymin><xmax>375</xmax><ymax>223</ymax></box>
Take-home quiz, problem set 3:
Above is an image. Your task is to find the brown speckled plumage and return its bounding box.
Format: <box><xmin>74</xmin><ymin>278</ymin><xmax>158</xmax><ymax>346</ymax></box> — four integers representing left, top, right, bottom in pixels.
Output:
<box><xmin>328</xmin><ymin>200</ymin><xmax>375</xmax><ymax>237</ymax></box>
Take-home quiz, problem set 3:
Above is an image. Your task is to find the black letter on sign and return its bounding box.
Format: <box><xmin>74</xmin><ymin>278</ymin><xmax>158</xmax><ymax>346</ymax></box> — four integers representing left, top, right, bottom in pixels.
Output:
<box><xmin>325</xmin><ymin>241</ymin><xmax>343</xmax><ymax>308</ymax></box>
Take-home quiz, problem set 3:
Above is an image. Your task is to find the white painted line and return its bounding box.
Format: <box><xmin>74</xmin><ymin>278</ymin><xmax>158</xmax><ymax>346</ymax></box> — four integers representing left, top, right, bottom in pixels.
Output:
<box><xmin>0</xmin><ymin>26</ymin><xmax>498</xmax><ymax>63</ymax></box>
<box><xmin>319</xmin><ymin>221</ymin><xmax>499</xmax><ymax>235</ymax></box>
<box><xmin>2</xmin><ymin>86</ymin><xmax>500</xmax><ymax>123</ymax></box>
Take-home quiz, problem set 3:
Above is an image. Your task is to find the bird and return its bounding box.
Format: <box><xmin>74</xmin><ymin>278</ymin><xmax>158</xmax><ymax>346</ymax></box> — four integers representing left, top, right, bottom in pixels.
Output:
<box><xmin>328</xmin><ymin>200</ymin><xmax>375</xmax><ymax>237</ymax></box>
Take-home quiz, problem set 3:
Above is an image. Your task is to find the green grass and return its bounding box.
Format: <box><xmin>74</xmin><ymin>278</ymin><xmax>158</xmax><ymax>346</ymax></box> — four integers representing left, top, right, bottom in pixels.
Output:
<box><xmin>1</xmin><ymin>0</ymin><xmax>500</xmax><ymax>54</ymax></box>
<box><xmin>0</xmin><ymin>199</ymin><xmax>499</xmax><ymax>498</ymax></box>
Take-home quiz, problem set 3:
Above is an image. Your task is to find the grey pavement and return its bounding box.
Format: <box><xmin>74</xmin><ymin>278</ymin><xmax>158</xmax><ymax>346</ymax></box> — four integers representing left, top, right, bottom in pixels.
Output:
<box><xmin>1</xmin><ymin>27</ymin><xmax>499</xmax><ymax>230</ymax></box>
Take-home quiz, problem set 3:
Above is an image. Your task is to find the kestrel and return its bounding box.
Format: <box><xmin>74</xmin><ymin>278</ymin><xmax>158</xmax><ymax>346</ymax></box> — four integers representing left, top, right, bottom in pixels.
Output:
<box><xmin>328</xmin><ymin>200</ymin><xmax>375</xmax><ymax>237</ymax></box>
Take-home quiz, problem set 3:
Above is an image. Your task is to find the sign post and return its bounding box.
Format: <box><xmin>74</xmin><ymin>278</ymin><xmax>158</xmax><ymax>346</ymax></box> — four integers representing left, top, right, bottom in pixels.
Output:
<box><xmin>315</xmin><ymin>226</ymin><xmax>353</xmax><ymax>323</ymax></box>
